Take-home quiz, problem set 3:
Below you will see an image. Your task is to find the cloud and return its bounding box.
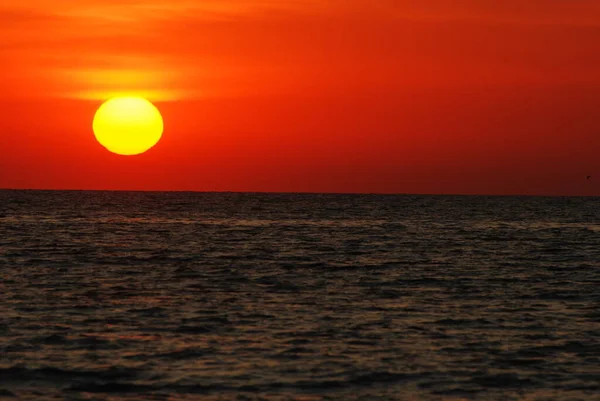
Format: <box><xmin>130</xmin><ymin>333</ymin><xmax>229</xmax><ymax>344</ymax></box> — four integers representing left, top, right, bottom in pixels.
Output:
<box><xmin>1</xmin><ymin>0</ymin><xmax>599</xmax><ymax>100</ymax></box>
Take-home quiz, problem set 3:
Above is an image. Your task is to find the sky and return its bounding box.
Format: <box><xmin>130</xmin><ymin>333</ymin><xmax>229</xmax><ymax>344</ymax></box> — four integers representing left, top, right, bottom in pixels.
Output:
<box><xmin>1</xmin><ymin>0</ymin><xmax>599</xmax><ymax>195</ymax></box>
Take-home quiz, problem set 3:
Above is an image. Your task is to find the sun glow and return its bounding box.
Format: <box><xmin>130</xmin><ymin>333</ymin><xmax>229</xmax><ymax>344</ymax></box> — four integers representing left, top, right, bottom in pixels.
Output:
<box><xmin>93</xmin><ymin>97</ymin><xmax>163</xmax><ymax>156</ymax></box>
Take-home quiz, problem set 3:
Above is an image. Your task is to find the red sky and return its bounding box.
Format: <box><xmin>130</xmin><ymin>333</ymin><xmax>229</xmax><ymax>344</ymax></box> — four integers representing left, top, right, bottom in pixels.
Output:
<box><xmin>1</xmin><ymin>0</ymin><xmax>599</xmax><ymax>195</ymax></box>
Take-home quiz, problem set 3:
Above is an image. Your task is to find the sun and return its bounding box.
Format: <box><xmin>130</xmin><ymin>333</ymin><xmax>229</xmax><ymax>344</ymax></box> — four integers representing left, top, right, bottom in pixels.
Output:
<box><xmin>93</xmin><ymin>97</ymin><xmax>164</xmax><ymax>156</ymax></box>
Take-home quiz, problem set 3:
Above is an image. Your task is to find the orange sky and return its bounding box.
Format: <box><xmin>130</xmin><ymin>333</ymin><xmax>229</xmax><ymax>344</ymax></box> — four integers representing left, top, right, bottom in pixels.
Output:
<box><xmin>1</xmin><ymin>0</ymin><xmax>599</xmax><ymax>195</ymax></box>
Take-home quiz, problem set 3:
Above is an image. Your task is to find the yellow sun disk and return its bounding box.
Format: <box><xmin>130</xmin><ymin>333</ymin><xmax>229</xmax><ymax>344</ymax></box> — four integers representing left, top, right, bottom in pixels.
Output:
<box><xmin>93</xmin><ymin>97</ymin><xmax>163</xmax><ymax>156</ymax></box>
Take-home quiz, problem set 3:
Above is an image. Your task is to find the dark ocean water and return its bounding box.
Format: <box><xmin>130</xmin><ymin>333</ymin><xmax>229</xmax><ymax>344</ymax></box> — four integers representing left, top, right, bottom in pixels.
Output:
<box><xmin>1</xmin><ymin>190</ymin><xmax>599</xmax><ymax>401</ymax></box>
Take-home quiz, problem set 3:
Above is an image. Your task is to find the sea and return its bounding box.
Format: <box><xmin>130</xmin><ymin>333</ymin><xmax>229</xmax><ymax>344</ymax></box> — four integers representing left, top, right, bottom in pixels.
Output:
<box><xmin>1</xmin><ymin>190</ymin><xmax>599</xmax><ymax>401</ymax></box>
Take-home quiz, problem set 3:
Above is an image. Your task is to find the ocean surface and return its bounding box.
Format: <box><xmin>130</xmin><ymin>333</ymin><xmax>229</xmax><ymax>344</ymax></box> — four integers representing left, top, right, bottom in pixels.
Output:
<box><xmin>1</xmin><ymin>190</ymin><xmax>599</xmax><ymax>401</ymax></box>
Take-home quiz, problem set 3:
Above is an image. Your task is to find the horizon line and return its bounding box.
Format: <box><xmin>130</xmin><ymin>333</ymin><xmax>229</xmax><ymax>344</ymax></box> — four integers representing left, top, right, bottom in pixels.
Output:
<box><xmin>0</xmin><ymin>187</ymin><xmax>597</xmax><ymax>198</ymax></box>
